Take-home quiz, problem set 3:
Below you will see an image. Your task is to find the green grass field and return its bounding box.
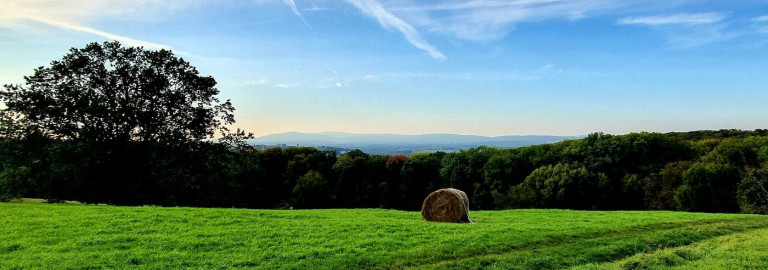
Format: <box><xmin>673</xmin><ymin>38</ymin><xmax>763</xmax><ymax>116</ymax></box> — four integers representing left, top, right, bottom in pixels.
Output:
<box><xmin>2</xmin><ymin>202</ymin><xmax>768</xmax><ymax>269</ymax></box>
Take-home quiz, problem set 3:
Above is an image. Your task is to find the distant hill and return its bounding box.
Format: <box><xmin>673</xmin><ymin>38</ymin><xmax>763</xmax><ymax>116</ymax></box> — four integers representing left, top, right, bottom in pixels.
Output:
<box><xmin>249</xmin><ymin>132</ymin><xmax>583</xmax><ymax>155</ymax></box>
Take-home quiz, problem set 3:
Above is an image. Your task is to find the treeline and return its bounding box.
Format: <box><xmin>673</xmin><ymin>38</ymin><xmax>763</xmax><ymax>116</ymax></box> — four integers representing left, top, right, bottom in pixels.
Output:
<box><xmin>2</xmin><ymin>130</ymin><xmax>767</xmax><ymax>214</ymax></box>
<box><xmin>2</xmin><ymin>42</ymin><xmax>767</xmax><ymax>214</ymax></box>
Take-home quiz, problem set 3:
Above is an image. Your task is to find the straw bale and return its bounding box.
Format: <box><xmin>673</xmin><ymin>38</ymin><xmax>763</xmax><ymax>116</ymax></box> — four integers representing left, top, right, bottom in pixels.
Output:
<box><xmin>421</xmin><ymin>188</ymin><xmax>472</xmax><ymax>223</ymax></box>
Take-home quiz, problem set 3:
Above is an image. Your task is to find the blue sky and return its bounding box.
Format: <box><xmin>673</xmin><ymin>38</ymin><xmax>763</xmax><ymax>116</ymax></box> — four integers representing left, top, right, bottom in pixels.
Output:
<box><xmin>1</xmin><ymin>0</ymin><xmax>767</xmax><ymax>136</ymax></box>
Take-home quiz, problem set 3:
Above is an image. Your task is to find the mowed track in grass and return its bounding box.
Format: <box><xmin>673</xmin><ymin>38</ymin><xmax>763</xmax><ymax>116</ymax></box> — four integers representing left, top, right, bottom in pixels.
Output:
<box><xmin>2</xmin><ymin>203</ymin><xmax>768</xmax><ymax>269</ymax></box>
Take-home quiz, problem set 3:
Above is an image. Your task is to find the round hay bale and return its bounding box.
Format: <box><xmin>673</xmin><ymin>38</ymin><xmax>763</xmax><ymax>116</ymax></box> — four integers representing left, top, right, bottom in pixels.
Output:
<box><xmin>421</xmin><ymin>188</ymin><xmax>472</xmax><ymax>223</ymax></box>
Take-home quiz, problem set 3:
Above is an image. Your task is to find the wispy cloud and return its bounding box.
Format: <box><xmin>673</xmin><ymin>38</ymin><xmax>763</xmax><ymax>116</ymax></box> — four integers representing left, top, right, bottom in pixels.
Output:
<box><xmin>303</xmin><ymin>4</ymin><xmax>332</xmax><ymax>12</ymax></box>
<box><xmin>344</xmin><ymin>0</ymin><xmax>446</xmax><ymax>60</ymax></box>
<box><xmin>0</xmin><ymin>0</ymin><xmax>181</xmax><ymax>51</ymax></box>
<box><xmin>753</xmin><ymin>15</ymin><xmax>768</xmax><ymax>22</ymax></box>
<box><xmin>17</xmin><ymin>17</ymin><xmax>175</xmax><ymax>50</ymax></box>
<box><xmin>244</xmin><ymin>78</ymin><xmax>268</xmax><ymax>86</ymax></box>
<box><xmin>618</xmin><ymin>13</ymin><xmax>726</xmax><ymax>26</ymax></box>
<box><xmin>389</xmin><ymin>0</ymin><xmax>611</xmax><ymax>12</ymax></box>
<box><xmin>283</xmin><ymin>0</ymin><xmax>309</xmax><ymax>27</ymax></box>
<box><xmin>275</xmin><ymin>83</ymin><xmax>295</xmax><ymax>88</ymax></box>
<box><xmin>616</xmin><ymin>12</ymin><xmax>741</xmax><ymax>48</ymax></box>
<box><xmin>751</xmin><ymin>15</ymin><xmax>768</xmax><ymax>34</ymax></box>
<box><xmin>363</xmin><ymin>74</ymin><xmax>379</xmax><ymax>82</ymax></box>
<box><xmin>364</xmin><ymin>64</ymin><xmax>564</xmax><ymax>82</ymax></box>
<box><xmin>388</xmin><ymin>0</ymin><xmax>641</xmax><ymax>40</ymax></box>
<box><xmin>667</xmin><ymin>25</ymin><xmax>742</xmax><ymax>49</ymax></box>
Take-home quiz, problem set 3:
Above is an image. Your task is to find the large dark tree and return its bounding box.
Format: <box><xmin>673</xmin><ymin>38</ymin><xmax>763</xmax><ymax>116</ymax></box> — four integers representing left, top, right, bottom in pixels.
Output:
<box><xmin>0</xmin><ymin>41</ymin><xmax>252</xmax><ymax>205</ymax></box>
<box><xmin>1</xmin><ymin>41</ymin><xmax>236</xmax><ymax>144</ymax></box>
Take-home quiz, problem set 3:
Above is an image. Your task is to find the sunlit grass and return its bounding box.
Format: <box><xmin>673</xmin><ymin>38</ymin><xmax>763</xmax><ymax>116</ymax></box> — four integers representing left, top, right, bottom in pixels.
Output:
<box><xmin>8</xmin><ymin>198</ymin><xmax>82</xmax><ymax>204</ymax></box>
<box><xmin>2</xmin><ymin>202</ymin><xmax>767</xmax><ymax>269</ymax></box>
<box><xmin>572</xmin><ymin>227</ymin><xmax>768</xmax><ymax>270</ymax></box>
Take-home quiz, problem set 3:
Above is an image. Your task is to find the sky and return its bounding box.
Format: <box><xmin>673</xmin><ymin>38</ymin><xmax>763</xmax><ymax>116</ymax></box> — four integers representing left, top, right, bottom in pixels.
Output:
<box><xmin>1</xmin><ymin>0</ymin><xmax>767</xmax><ymax>137</ymax></box>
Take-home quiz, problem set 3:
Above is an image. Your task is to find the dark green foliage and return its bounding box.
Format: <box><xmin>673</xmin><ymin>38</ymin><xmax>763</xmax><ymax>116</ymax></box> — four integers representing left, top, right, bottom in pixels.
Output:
<box><xmin>381</xmin><ymin>155</ymin><xmax>407</xmax><ymax>208</ymax></box>
<box><xmin>292</xmin><ymin>171</ymin><xmax>330</xmax><ymax>208</ymax></box>
<box><xmin>644</xmin><ymin>161</ymin><xmax>693</xmax><ymax>210</ymax></box>
<box><xmin>482</xmin><ymin>151</ymin><xmax>528</xmax><ymax>208</ymax></box>
<box><xmin>738</xmin><ymin>165</ymin><xmax>768</xmax><ymax>214</ymax></box>
<box><xmin>242</xmin><ymin>147</ymin><xmax>290</xmax><ymax>208</ymax></box>
<box><xmin>0</xmin><ymin>166</ymin><xmax>26</xmax><ymax>202</ymax></box>
<box><xmin>399</xmin><ymin>152</ymin><xmax>445</xmax><ymax>210</ymax></box>
<box><xmin>519</xmin><ymin>163</ymin><xmax>609</xmax><ymax>209</ymax></box>
<box><xmin>664</xmin><ymin>129</ymin><xmax>768</xmax><ymax>142</ymax></box>
<box><xmin>676</xmin><ymin>162</ymin><xmax>741</xmax><ymax>213</ymax></box>
<box><xmin>3</xmin><ymin>129</ymin><xmax>768</xmax><ymax>212</ymax></box>
<box><xmin>702</xmin><ymin>138</ymin><xmax>759</xmax><ymax>167</ymax></box>
<box><xmin>0</xmin><ymin>41</ymin><xmax>249</xmax><ymax>206</ymax></box>
<box><xmin>440</xmin><ymin>146</ymin><xmax>496</xmax><ymax>208</ymax></box>
<box><xmin>333</xmin><ymin>149</ymin><xmax>372</xmax><ymax>207</ymax></box>
<box><xmin>0</xmin><ymin>139</ymin><xmax>31</xmax><ymax>201</ymax></box>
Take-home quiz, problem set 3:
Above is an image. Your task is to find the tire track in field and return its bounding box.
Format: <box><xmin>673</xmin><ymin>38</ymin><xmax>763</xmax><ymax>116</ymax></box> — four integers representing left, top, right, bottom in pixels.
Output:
<box><xmin>397</xmin><ymin>217</ymin><xmax>768</xmax><ymax>270</ymax></box>
<box><xmin>585</xmin><ymin>226</ymin><xmax>768</xmax><ymax>270</ymax></box>
<box><xmin>394</xmin><ymin>218</ymin><xmax>740</xmax><ymax>269</ymax></box>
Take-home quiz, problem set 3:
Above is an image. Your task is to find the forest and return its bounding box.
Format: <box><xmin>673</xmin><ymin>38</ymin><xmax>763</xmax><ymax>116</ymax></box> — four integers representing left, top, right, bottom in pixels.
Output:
<box><xmin>1</xmin><ymin>42</ymin><xmax>767</xmax><ymax>214</ymax></box>
<box><xmin>2</xmin><ymin>129</ymin><xmax>768</xmax><ymax>214</ymax></box>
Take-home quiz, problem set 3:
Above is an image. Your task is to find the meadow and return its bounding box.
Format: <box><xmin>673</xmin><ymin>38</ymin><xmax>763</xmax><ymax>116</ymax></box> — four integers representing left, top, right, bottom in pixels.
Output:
<box><xmin>2</xmin><ymin>202</ymin><xmax>768</xmax><ymax>269</ymax></box>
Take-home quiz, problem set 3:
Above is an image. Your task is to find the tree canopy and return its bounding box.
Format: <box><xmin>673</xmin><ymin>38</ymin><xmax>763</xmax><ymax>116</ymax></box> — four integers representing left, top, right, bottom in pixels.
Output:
<box><xmin>1</xmin><ymin>41</ymin><xmax>235</xmax><ymax>144</ymax></box>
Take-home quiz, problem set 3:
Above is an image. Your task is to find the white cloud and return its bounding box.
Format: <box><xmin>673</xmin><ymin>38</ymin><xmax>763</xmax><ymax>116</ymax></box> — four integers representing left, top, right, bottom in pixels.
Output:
<box><xmin>17</xmin><ymin>17</ymin><xmax>174</xmax><ymax>50</ymax></box>
<box><xmin>618</xmin><ymin>13</ymin><xmax>726</xmax><ymax>26</ymax></box>
<box><xmin>275</xmin><ymin>83</ymin><xmax>295</xmax><ymax>88</ymax></box>
<box><xmin>752</xmin><ymin>15</ymin><xmax>768</xmax><ymax>22</ymax></box>
<box><xmin>244</xmin><ymin>78</ymin><xmax>268</xmax><ymax>85</ymax></box>
<box><xmin>0</xmin><ymin>0</ymin><xmax>183</xmax><ymax>50</ymax></box>
<box><xmin>1</xmin><ymin>0</ymin><xmax>749</xmax><ymax>58</ymax></box>
<box><xmin>0</xmin><ymin>0</ymin><xmax>203</xmax><ymax>24</ymax></box>
<box><xmin>753</xmin><ymin>16</ymin><xmax>768</xmax><ymax>34</ymax></box>
<box><xmin>335</xmin><ymin>82</ymin><xmax>343</xmax><ymax>87</ymax></box>
<box><xmin>344</xmin><ymin>0</ymin><xmax>446</xmax><ymax>60</ymax></box>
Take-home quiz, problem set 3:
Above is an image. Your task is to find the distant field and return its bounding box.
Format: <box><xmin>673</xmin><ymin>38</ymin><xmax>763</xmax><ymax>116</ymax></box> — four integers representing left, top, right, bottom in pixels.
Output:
<box><xmin>2</xmin><ymin>203</ymin><xmax>768</xmax><ymax>269</ymax></box>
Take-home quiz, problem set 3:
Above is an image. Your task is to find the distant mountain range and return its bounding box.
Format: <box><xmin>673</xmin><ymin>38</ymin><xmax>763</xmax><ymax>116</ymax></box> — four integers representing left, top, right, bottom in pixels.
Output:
<box><xmin>249</xmin><ymin>132</ymin><xmax>584</xmax><ymax>155</ymax></box>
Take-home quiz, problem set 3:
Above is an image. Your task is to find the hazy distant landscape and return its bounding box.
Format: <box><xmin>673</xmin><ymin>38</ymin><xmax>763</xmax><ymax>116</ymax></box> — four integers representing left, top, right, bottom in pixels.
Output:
<box><xmin>250</xmin><ymin>132</ymin><xmax>583</xmax><ymax>154</ymax></box>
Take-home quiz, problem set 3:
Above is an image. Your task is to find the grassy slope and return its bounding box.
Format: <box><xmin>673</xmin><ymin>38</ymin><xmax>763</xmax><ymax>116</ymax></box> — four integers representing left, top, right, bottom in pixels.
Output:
<box><xmin>1</xmin><ymin>203</ymin><xmax>767</xmax><ymax>269</ymax></box>
<box><xmin>571</xmin><ymin>228</ymin><xmax>768</xmax><ymax>270</ymax></box>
